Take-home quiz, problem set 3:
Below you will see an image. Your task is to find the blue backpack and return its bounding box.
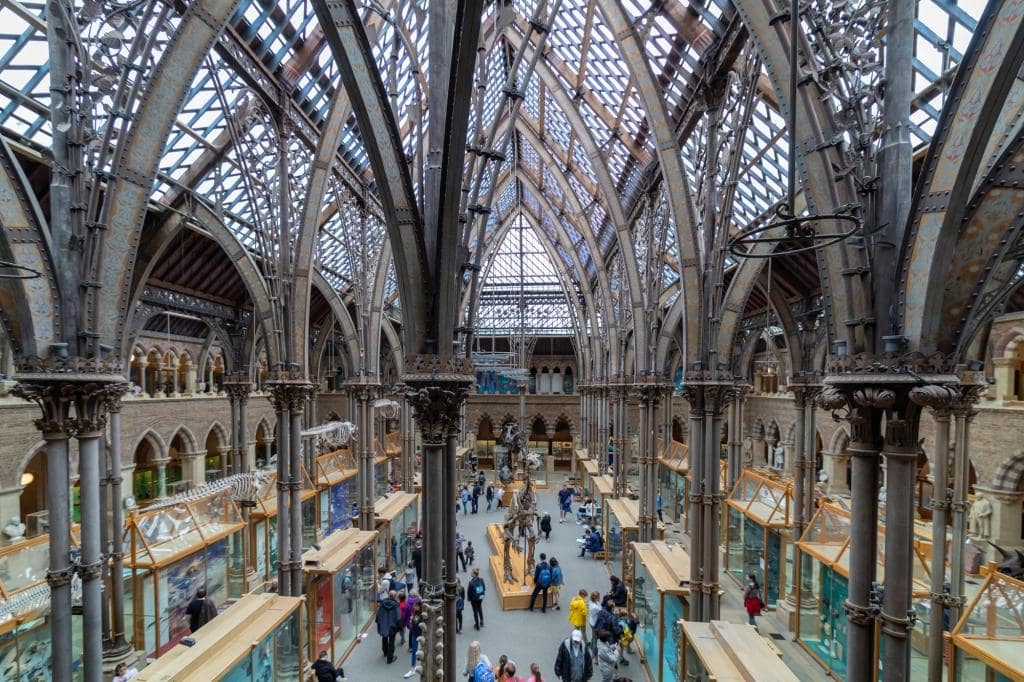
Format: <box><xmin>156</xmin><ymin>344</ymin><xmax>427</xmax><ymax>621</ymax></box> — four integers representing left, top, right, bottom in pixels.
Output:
<box><xmin>538</xmin><ymin>565</ymin><xmax>552</xmax><ymax>588</ymax></box>
<box><xmin>552</xmin><ymin>565</ymin><xmax>562</xmax><ymax>586</ymax></box>
<box><xmin>473</xmin><ymin>661</ymin><xmax>496</xmax><ymax>682</ymax></box>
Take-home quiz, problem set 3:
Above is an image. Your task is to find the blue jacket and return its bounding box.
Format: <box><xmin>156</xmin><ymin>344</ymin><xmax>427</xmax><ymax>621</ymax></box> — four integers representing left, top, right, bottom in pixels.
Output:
<box><xmin>376</xmin><ymin>597</ymin><xmax>401</xmax><ymax>636</ymax></box>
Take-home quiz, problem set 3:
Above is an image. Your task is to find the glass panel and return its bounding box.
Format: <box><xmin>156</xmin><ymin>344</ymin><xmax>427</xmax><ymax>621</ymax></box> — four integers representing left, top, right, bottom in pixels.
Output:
<box><xmin>312</xmin><ymin>574</ymin><xmax>333</xmax><ymax>658</ymax></box>
<box><xmin>766</xmin><ymin>529</ymin><xmax>782</xmax><ymax>606</ymax></box>
<box><xmin>302</xmin><ymin>499</ymin><xmax>316</xmax><ymax>550</ymax></box>
<box><xmin>330</xmin><ymin>480</ymin><xmax>355</xmax><ymax>533</ymax></box>
<box><xmin>319</xmin><ymin>491</ymin><xmax>330</xmax><ymax>537</ymax></box>
<box><xmin>726</xmin><ymin>507</ymin><xmax>744</xmax><ymax>583</ymax></box>
<box><xmin>663</xmin><ymin>596</ymin><xmax>685</xmax><ymax>682</ymax></box>
<box><xmin>798</xmin><ymin>555</ymin><xmax>829</xmax><ymax>669</ymax></box>
<box><xmin>332</xmin><ymin>566</ymin><xmax>356</xmax><ymax>661</ymax></box>
<box><xmin>222</xmin><ymin>650</ymin><xmax>252</xmax><ymax>682</ymax></box>
<box><xmin>273</xmin><ymin>609</ymin><xmax>301</xmax><ymax>680</ymax></box>
<box><xmin>251</xmin><ymin>622</ymin><xmax>275</xmax><ymax>681</ymax></box>
<box><xmin>0</xmin><ymin>541</ymin><xmax>48</xmax><ymax>593</ymax></box>
<box><xmin>635</xmin><ymin>559</ymin><xmax>658</xmax><ymax>676</ymax></box>
<box><xmin>742</xmin><ymin>519</ymin><xmax>766</xmax><ymax>591</ymax></box>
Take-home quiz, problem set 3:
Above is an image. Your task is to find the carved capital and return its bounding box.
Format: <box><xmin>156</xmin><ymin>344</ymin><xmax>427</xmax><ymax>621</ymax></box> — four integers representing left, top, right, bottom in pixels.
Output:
<box><xmin>223</xmin><ymin>375</ymin><xmax>252</xmax><ymax>404</ymax></box>
<box><xmin>909</xmin><ymin>384</ymin><xmax>958</xmax><ymax>415</ymax></box>
<box><xmin>405</xmin><ymin>383</ymin><xmax>470</xmax><ymax>445</ymax></box>
<box><xmin>266</xmin><ymin>381</ymin><xmax>313</xmax><ymax>413</ymax></box>
<box><xmin>12</xmin><ymin>377</ymin><xmax>128</xmax><ymax>436</ymax></box>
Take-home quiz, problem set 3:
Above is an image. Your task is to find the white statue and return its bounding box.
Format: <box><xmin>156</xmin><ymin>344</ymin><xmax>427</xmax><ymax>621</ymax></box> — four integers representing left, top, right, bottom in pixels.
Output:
<box><xmin>2</xmin><ymin>517</ymin><xmax>25</xmax><ymax>543</ymax></box>
<box><xmin>772</xmin><ymin>443</ymin><xmax>785</xmax><ymax>469</ymax></box>
<box><xmin>969</xmin><ymin>495</ymin><xmax>993</xmax><ymax>539</ymax></box>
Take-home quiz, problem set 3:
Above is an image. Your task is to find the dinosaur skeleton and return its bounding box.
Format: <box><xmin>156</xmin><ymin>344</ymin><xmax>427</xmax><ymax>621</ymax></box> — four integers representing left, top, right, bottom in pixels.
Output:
<box><xmin>499</xmin><ymin>422</ymin><xmax>543</xmax><ymax>584</ymax></box>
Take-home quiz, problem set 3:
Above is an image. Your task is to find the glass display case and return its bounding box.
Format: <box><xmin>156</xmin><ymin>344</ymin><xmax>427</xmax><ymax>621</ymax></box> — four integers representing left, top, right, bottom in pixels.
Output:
<box><xmin>249</xmin><ymin>466</ymin><xmax>318</xmax><ymax>589</ymax></box>
<box><xmin>581</xmin><ymin>459</ymin><xmax>601</xmax><ymax>500</ymax></box>
<box><xmin>0</xmin><ymin>534</ymin><xmax>85</xmax><ymax>680</ymax></box>
<box><xmin>134</xmin><ymin>593</ymin><xmax>303</xmax><ymax>681</ymax></box>
<box><xmin>632</xmin><ymin>541</ymin><xmax>690</xmax><ymax>682</ymax></box>
<box><xmin>374</xmin><ymin>491</ymin><xmax>420</xmax><ymax>572</ymax></box>
<box><xmin>795</xmin><ymin>501</ymin><xmax>932</xmax><ymax>680</ymax></box>
<box><xmin>315</xmin><ymin>451</ymin><xmax>358</xmax><ymax>538</ymax></box>
<box><xmin>950</xmin><ymin>571</ymin><xmax>1023</xmax><ymax>682</ymax></box>
<box><xmin>374</xmin><ymin>455</ymin><xmax>392</xmax><ymax>499</ymax></box>
<box><xmin>678</xmin><ymin>620</ymin><xmax>798</xmax><ymax>682</ymax></box>
<box><xmin>301</xmin><ymin>528</ymin><xmax>378</xmax><ymax>665</ymax></box>
<box><xmin>603</xmin><ymin>498</ymin><xmax>665</xmax><ymax>591</ymax></box>
<box><xmin>725</xmin><ymin>468</ymin><xmax>794</xmax><ymax>607</ymax></box>
<box><xmin>124</xmin><ymin>489</ymin><xmax>246</xmax><ymax>658</ymax></box>
<box><xmin>656</xmin><ymin>437</ymin><xmax>688</xmax><ymax>526</ymax></box>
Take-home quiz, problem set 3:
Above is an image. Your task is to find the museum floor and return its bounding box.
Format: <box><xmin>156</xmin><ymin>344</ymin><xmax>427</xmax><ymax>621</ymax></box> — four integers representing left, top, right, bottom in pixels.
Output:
<box><xmin>340</xmin><ymin>474</ymin><xmax>826</xmax><ymax>681</ymax></box>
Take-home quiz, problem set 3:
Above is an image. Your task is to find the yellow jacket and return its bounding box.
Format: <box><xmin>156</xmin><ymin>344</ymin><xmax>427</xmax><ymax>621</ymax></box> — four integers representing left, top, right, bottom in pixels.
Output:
<box><xmin>568</xmin><ymin>594</ymin><xmax>588</xmax><ymax>629</ymax></box>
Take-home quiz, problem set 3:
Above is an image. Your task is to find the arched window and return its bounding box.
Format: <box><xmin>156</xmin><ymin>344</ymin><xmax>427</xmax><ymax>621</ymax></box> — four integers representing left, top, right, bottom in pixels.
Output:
<box><xmin>552</xmin><ymin>367</ymin><xmax>562</xmax><ymax>394</ymax></box>
<box><xmin>563</xmin><ymin>367</ymin><xmax>574</xmax><ymax>393</ymax></box>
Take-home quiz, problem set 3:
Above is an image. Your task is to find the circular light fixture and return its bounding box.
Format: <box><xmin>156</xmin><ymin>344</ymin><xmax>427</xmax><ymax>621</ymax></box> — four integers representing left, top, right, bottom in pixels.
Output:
<box><xmin>728</xmin><ymin>204</ymin><xmax>861</xmax><ymax>258</ymax></box>
<box><xmin>20</xmin><ymin>473</ymin><xmax>33</xmax><ymax>486</ymax></box>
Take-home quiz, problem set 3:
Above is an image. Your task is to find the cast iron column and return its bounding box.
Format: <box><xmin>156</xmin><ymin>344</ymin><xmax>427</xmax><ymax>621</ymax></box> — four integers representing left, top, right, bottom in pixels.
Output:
<box><xmin>289</xmin><ymin>383</ymin><xmax>309</xmax><ymax>594</ymax></box>
<box><xmin>268</xmin><ymin>378</ymin><xmax>294</xmax><ymax>596</ymax></box>
<box><xmin>105</xmin><ymin>398</ymin><xmax>131</xmax><ymax>656</ymax></box>
<box><xmin>404</xmin><ymin>356</ymin><xmax>473</xmax><ymax>682</ymax></box>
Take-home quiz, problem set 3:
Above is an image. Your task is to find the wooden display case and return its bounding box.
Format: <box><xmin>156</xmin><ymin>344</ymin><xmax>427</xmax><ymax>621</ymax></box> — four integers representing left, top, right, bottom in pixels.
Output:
<box><xmin>632</xmin><ymin>541</ymin><xmax>691</xmax><ymax>682</ymax></box>
<box><xmin>249</xmin><ymin>466</ymin><xmax>318</xmax><ymax>588</ymax></box>
<box><xmin>374</xmin><ymin>491</ymin><xmax>419</xmax><ymax>571</ymax></box>
<box><xmin>135</xmin><ymin>593</ymin><xmax>303</xmax><ymax>681</ymax></box>
<box><xmin>678</xmin><ymin>620</ymin><xmax>797</xmax><ymax>681</ymax></box>
<box><xmin>950</xmin><ymin>570</ymin><xmax>1023</xmax><ymax>682</ymax></box>
<box><xmin>603</xmin><ymin>497</ymin><xmax>665</xmax><ymax>591</ymax></box>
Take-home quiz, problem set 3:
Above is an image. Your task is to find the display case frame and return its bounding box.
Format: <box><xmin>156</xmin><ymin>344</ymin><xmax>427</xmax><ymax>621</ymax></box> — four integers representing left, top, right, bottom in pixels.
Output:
<box><xmin>678</xmin><ymin>619</ymin><xmax>797</xmax><ymax>681</ymax></box>
<box><xmin>314</xmin><ymin>451</ymin><xmax>358</xmax><ymax>538</ymax></box>
<box><xmin>656</xmin><ymin>437</ymin><xmax>688</xmax><ymax>527</ymax></box>
<box><xmin>632</xmin><ymin>541</ymin><xmax>690</xmax><ymax>682</ymax></box>
<box><xmin>603</xmin><ymin>498</ymin><xmax>665</xmax><ymax>590</ymax></box>
<box><xmin>724</xmin><ymin>468</ymin><xmax>794</xmax><ymax>607</ymax></box>
<box><xmin>124</xmin><ymin>488</ymin><xmax>247</xmax><ymax>658</ymax></box>
<box><xmin>949</xmin><ymin>570</ymin><xmax>1023</xmax><ymax>682</ymax></box>
<box><xmin>301</xmin><ymin>528</ymin><xmax>378</xmax><ymax>667</ymax></box>
<box><xmin>250</xmin><ymin>466</ymin><xmax>318</xmax><ymax>588</ymax></box>
<box><xmin>374</xmin><ymin>491</ymin><xmax>420</xmax><ymax>572</ymax></box>
<box><xmin>134</xmin><ymin>593</ymin><xmax>303</xmax><ymax>681</ymax></box>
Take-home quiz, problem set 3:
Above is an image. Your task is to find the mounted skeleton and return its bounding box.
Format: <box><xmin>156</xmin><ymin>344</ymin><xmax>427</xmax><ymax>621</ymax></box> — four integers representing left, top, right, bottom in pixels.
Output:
<box><xmin>499</xmin><ymin>420</ymin><xmax>529</xmax><ymax>484</ymax></box>
<box><xmin>499</xmin><ymin>421</ymin><xmax>542</xmax><ymax>583</ymax></box>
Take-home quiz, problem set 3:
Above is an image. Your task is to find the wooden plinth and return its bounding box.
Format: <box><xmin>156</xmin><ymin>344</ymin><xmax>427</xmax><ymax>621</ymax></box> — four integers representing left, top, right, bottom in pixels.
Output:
<box><xmin>485</xmin><ymin>523</ymin><xmax>552</xmax><ymax>611</ymax></box>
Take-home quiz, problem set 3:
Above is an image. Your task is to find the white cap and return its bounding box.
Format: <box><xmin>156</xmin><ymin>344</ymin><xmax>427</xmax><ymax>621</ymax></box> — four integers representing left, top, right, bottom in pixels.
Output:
<box><xmin>571</xmin><ymin>629</ymin><xmax>583</xmax><ymax>643</ymax></box>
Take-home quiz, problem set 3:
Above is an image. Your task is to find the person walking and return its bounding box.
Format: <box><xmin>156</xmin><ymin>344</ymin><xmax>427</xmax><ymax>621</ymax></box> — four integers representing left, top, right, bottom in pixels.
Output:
<box><xmin>586</xmin><ymin>592</ymin><xmax>602</xmax><ymax>654</ymax></box>
<box><xmin>396</xmin><ymin>590</ymin><xmax>408</xmax><ymax>645</ymax></box>
<box><xmin>376</xmin><ymin>589</ymin><xmax>402</xmax><ymax>663</ymax></box>
<box><xmin>656</xmin><ymin>492</ymin><xmax>664</xmax><ymax>524</ymax></box>
<box><xmin>527</xmin><ymin>662</ymin><xmax>543</xmax><ymax>682</ymax></box>
<box><xmin>743</xmin><ymin>573</ymin><xmax>764</xmax><ymax>627</ymax></box>
<box><xmin>558</xmin><ymin>485</ymin><xmax>573</xmax><ymax>523</ymax></box>
<box><xmin>495</xmin><ymin>655</ymin><xmax>509</xmax><ymax>682</ymax></box>
<box><xmin>549</xmin><ymin>557</ymin><xmax>563</xmax><ymax>610</ymax></box>
<box><xmin>461</xmin><ymin>486</ymin><xmax>471</xmax><ymax>515</ymax></box>
<box><xmin>465</xmin><ymin>541</ymin><xmax>476</xmax><ymax>568</ymax></box>
<box><xmin>456</xmin><ymin>580</ymin><xmax>466</xmax><ymax>633</ymax></box>
<box><xmin>528</xmin><ymin>553</ymin><xmax>552</xmax><ymax>613</ymax></box>
<box><xmin>457</xmin><ymin>531</ymin><xmax>468</xmax><ymax>572</ymax></box>
<box><xmin>568</xmin><ymin>589</ymin><xmax>588</xmax><ymax>642</ymax></box>
<box><xmin>540</xmin><ymin>511</ymin><xmax>552</xmax><ymax>541</ymax></box>
<box><xmin>472</xmin><ymin>482</ymin><xmax>481</xmax><ymax>513</ymax></box>
<box><xmin>186</xmin><ymin>587</ymin><xmax>218</xmax><ymax>633</ymax></box>
<box><xmin>412</xmin><ymin>539</ymin><xmax>423</xmax><ymax>581</ymax></box>
<box><xmin>404</xmin><ymin>602</ymin><xmax>423</xmax><ymax>678</ymax></box>
<box><xmin>553</xmin><ymin>629</ymin><xmax>593</xmax><ymax>682</ymax></box>
<box><xmin>468</xmin><ymin>567</ymin><xmax>486</xmax><ymax>629</ymax></box>
<box><xmin>486</xmin><ymin>483</ymin><xmax>495</xmax><ymax>512</ymax></box>
<box><xmin>405</xmin><ymin>559</ymin><xmax>417</xmax><ymax>594</ymax></box>
<box><xmin>463</xmin><ymin>641</ymin><xmax>494</xmax><ymax>682</ymax></box>
<box><xmin>595</xmin><ymin>631</ymin><xmax>619</xmax><ymax>682</ymax></box>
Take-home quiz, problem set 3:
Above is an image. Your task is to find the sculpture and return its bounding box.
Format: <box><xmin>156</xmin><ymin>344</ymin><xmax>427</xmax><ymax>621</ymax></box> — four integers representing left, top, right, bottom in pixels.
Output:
<box><xmin>499</xmin><ymin>421</ymin><xmax>542</xmax><ymax>584</ymax></box>
<box><xmin>969</xmin><ymin>495</ymin><xmax>993</xmax><ymax>539</ymax></box>
<box><xmin>2</xmin><ymin>517</ymin><xmax>25</xmax><ymax>543</ymax></box>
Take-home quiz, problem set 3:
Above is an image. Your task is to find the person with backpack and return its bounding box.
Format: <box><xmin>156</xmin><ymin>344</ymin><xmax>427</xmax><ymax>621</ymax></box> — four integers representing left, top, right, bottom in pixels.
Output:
<box><xmin>472</xmin><ymin>483</ymin><xmax>482</xmax><ymax>513</ymax></box>
<box><xmin>592</xmin><ymin>599</ymin><xmax>621</xmax><ymax>649</ymax></box>
<box><xmin>587</xmin><ymin>592</ymin><xmax>603</xmax><ymax>654</ymax></box>
<box><xmin>540</xmin><ymin>512</ymin><xmax>553</xmax><ymax>541</ymax></box>
<box><xmin>548</xmin><ymin>557</ymin><xmax>563</xmax><ymax>610</ymax></box>
<box><xmin>377</xmin><ymin>567</ymin><xmax>392</xmax><ymax>602</ymax></box>
<box><xmin>186</xmin><ymin>586</ymin><xmax>218</xmax><ymax>633</ymax></box>
<box><xmin>468</xmin><ymin>567</ymin><xmax>486</xmax><ymax>629</ymax></box>
<box><xmin>486</xmin><ymin>484</ymin><xmax>495</xmax><ymax>512</ymax></box>
<box><xmin>743</xmin><ymin>573</ymin><xmax>764</xmax><ymax>626</ymax></box>
<box><xmin>528</xmin><ymin>553</ymin><xmax>552</xmax><ymax>613</ymax></box>
<box><xmin>456</xmin><ymin>579</ymin><xmax>466</xmax><ymax>633</ymax></box>
<box><xmin>396</xmin><ymin>590</ymin><xmax>408</xmax><ymax>645</ymax></box>
<box><xmin>463</xmin><ymin>641</ymin><xmax>494</xmax><ymax>682</ymax></box>
<box><xmin>376</xmin><ymin>589</ymin><xmax>402</xmax><ymax>663</ymax></box>
<box><xmin>554</xmin><ymin>629</ymin><xmax>593</xmax><ymax>682</ymax></box>
<box><xmin>403</xmin><ymin>590</ymin><xmax>422</xmax><ymax>651</ymax></box>
<box><xmin>558</xmin><ymin>485</ymin><xmax>573</xmax><ymax>523</ymax></box>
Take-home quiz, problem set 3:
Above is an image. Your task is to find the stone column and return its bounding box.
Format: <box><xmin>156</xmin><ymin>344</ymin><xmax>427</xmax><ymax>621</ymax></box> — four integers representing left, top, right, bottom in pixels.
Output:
<box><xmin>267</xmin><ymin>378</ymin><xmax>294</xmax><ymax>596</ymax></box>
<box><xmin>821</xmin><ymin>449</ymin><xmax>850</xmax><ymax>495</ymax></box>
<box><xmin>183</xmin><ymin>362</ymin><xmax>195</xmax><ymax>395</ymax></box>
<box><xmin>225</xmin><ymin>376</ymin><xmax>252</xmax><ymax>474</ymax></box>
<box><xmin>611</xmin><ymin>382</ymin><xmax>628</xmax><ymax>498</ymax></box>
<box><xmin>637</xmin><ymin>380</ymin><xmax>670</xmax><ymax>541</ymax></box>
<box><xmin>153</xmin><ymin>361</ymin><xmax>165</xmax><ymax>398</ymax></box>
<box><xmin>349</xmin><ymin>381</ymin><xmax>379</xmax><ymax>530</ymax></box>
<box><xmin>103</xmin><ymin>398</ymin><xmax>132</xmax><ymax>660</ymax></box>
<box><xmin>992</xmin><ymin>357</ymin><xmax>1015</xmax><ymax>401</ymax></box>
<box><xmin>152</xmin><ymin>457</ymin><xmax>170</xmax><ymax>498</ymax></box>
<box><xmin>403</xmin><ymin>356</ymin><xmax>472</xmax><ymax>682</ymax></box>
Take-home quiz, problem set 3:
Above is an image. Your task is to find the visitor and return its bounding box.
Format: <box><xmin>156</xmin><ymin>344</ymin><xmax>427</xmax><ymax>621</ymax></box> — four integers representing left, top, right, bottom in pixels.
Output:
<box><xmin>587</xmin><ymin>592</ymin><xmax>603</xmax><ymax>655</ymax></box>
<box><xmin>456</xmin><ymin>579</ymin><xmax>466</xmax><ymax>633</ymax></box>
<box><xmin>112</xmin><ymin>663</ymin><xmax>139</xmax><ymax>682</ymax></box>
<box><xmin>186</xmin><ymin>586</ymin><xmax>218</xmax><ymax>633</ymax></box>
<box><xmin>583</xmin><ymin>499</ymin><xmax>596</xmax><ymax>526</ymax></box>
<box><xmin>743</xmin><ymin>573</ymin><xmax>764</xmax><ymax>627</ymax></box>
<box><xmin>495</xmin><ymin>485</ymin><xmax>505</xmax><ymax>509</ymax></box>
<box><xmin>549</xmin><ymin>557</ymin><xmax>563</xmax><ymax>610</ymax></box>
<box><xmin>593</xmin><ymin>599</ymin><xmax>621</xmax><ymax>648</ymax></box>
<box><xmin>404</xmin><ymin>590</ymin><xmax>422</xmax><ymax>650</ymax></box>
<box><xmin>495</xmin><ymin>655</ymin><xmax>509</xmax><ymax>682</ymax></box>
<box><xmin>554</xmin><ymin>629</ymin><xmax>593</xmax><ymax>682</ymax></box>
<box><xmin>595</xmin><ymin>630</ymin><xmax>619</xmax><ymax>682</ymax></box>
<box><xmin>504</xmin><ymin>660</ymin><xmax>523</xmax><ymax>682</ymax></box>
<box><xmin>528</xmin><ymin>553</ymin><xmax>552</xmax><ymax>613</ymax></box>
<box><xmin>605</xmin><ymin>576</ymin><xmax>627</xmax><ymax>609</ymax></box>
<box><xmin>405</xmin><ymin>559</ymin><xmax>417</xmax><ymax>594</ymax></box>
<box><xmin>540</xmin><ymin>511</ymin><xmax>552</xmax><ymax>540</ymax></box>
<box><xmin>376</xmin><ymin>589</ymin><xmax>402</xmax><ymax>663</ymax></box>
<box><xmin>568</xmin><ymin>589</ymin><xmax>589</xmax><ymax>642</ymax></box>
<box><xmin>465</xmin><ymin>541</ymin><xmax>476</xmax><ymax>567</ymax></box>
<box><xmin>656</xmin><ymin>492</ymin><xmax>664</xmax><ymax>523</ymax></box>
<box><xmin>464</xmin><ymin>641</ymin><xmax>493</xmax><ymax>682</ymax></box>
<box><xmin>404</xmin><ymin>604</ymin><xmax>423</xmax><ymax>677</ymax></box>
<box><xmin>313</xmin><ymin>651</ymin><xmax>344</xmax><ymax>682</ymax></box>
<box><xmin>412</xmin><ymin>539</ymin><xmax>423</xmax><ymax>580</ymax></box>
<box><xmin>486</xmin><ymin>483</ymin><xmax>495</xmax><ymax>512</ymax></box>
<box><xmin>396</xmin><ymin>590</ymin><xmax>408</xmax><ymax>645</ymax></box>
<box><xmin>527</xmin><ymin>661</ymin><xmax>544</xmax><ymax>682</ymax></box>
<box><xmin>472</xmin><ymin>482</ymin><xmax>482</xmax><ymax>513</ymax></box>
<box><xmin>378</xmin><ymin>567</ymin><xmax>392</xmax><ymax>602</ymax></box>
<box><xmin>457</xmin><ymin>530</ymin><xmax>468</xmax><ymax>572</ymax></box>
<box><xmin>558</xmin><ymin>485</ymin><xmax>573</xmax><ymax>523</ymax></box>
<box><xmin>468</xmin><ymin>567</ymin><xmax>487</xmax><ymax>629</ymax></box>
<box><xmin>579</xmin><ymin>529</ymin><xmax>603</xmax><ymax>558</ymax></box>
<box><xmin>461</xmin><ymin>486</ymin><xmax>471</xmax><ymax>515</ymax></box>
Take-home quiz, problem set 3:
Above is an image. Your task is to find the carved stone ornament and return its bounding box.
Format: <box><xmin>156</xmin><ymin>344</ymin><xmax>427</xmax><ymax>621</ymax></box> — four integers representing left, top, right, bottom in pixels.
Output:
<box><xmin>404</xmin><ymin>383</ymin><xmax>470</xmax><ymax>445</ymax></box>
<box><xmin>12</xmin><ymin>378</ymin><xmax>129</xmax><ymax>436</ymax></box>
<box><xmin>909</xmin><ymin>384</ymin><xmax>959</xmax><ymax>411</ymax></box>
<box><xmin>265</xmin><ymin>379</ymin><xmax>313</xmax><ymax>412</ymax></box>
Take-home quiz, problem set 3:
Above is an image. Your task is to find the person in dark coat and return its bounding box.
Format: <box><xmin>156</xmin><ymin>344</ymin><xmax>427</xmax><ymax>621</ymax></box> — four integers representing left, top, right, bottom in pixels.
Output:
<box><xmin>528</xmin><ymin>553</ymin><xmax>552</xmax><ymax>613</ymax></box>
<box><xmin>185</xmin><ymin>586</ymin><xmax>218</xmax><ymax>633</ymax></box>
<box><xmin>605</xmin><ymin>576</ymin><xmax>627</xmax><ymax>608</ymax></box>
<box><xmin>313</xmin><ymin>650</ymin><xmax>344</xmax><ymax>682</ymax></box>
<box><xmin>376</xmin><ymin>589</ymin><xmax>402</xmax><ymax>663</ymax></box>
<box><xmin>540</xmin><ymin>512</ymin><xmax>553</xmax><ymax>540</ymax></box>
<box><xmin>412</xmin><ymin>540</ymin><xmax>423</xmax><ymax>581</ymax></box>
<box><xmin>554</xmin><ymin>629</ymin><xmax>593</xmax><ymax>682</ymax></box>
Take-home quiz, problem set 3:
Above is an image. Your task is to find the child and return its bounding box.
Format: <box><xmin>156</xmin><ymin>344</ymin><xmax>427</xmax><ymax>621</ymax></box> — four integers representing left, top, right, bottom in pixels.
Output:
<box><xmin>404</xmin><ymin>559</ymin><xmax>417</xmax><ymax>594</ymax></box>
<box><xmin>526</xmin><ymin>662</ymin><xmax>543</xmax><ymax>682</ymax></box>
<box><xmin>465</xmin><ymin>541</ymin><xmax>476</xmax><ymax>567</ymax></box>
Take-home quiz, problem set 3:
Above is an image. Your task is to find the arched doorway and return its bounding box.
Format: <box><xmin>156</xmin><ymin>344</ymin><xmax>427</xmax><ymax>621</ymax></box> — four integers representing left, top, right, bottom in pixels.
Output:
<box><xmin>476</xmin><ymin>417</ymin><xmax>497</xmax><ymax>469</ymax></box>
<box><xmin>19</xmin><ymin>446</ymin><xmax>47</xmax><ymax>534</ymax></box>
<box><xmin>529</xmin><ymin>416</ymin><xmax>550</xmax><ymax>458</ymax></box>
<box><xmin>132</xmin><ymin>433</ymin><xmax>174</xmax><ymax>503</ymax></box>
<box><xmin>255</xmin><ymin>421</ymin><xmax>273</xmax><ymax>469</ymax></box>
<box><xmin>205</xmin><ymin>426</ymin><xmax>226</xmax><ymax>481</ymax></box>
<box><xmin>672</xmin><ymin>417</ymin><xmax>685</xmax><ymax>444</ymax></box>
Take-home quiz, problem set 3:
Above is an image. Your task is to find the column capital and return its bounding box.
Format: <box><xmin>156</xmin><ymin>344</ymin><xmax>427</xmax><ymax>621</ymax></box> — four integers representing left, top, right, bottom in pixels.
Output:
<box><xmin>265</xmin><ymin>378</ymin><xmax>314</xmax><ymax>412</ymax></box>
<box><xmin>12</xmin><ymin>373</ymin><xmax>129</xmax><ymax>437</ymax></box>
<box><xmin>223</xmin><ymin>374</ymin><xmax>252</xmax><ymax>404</ymax></box>
<box><xmin>401</xmin><ymin>354</ymin><xmax>474</xmax><ymax>445</ymax></box>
